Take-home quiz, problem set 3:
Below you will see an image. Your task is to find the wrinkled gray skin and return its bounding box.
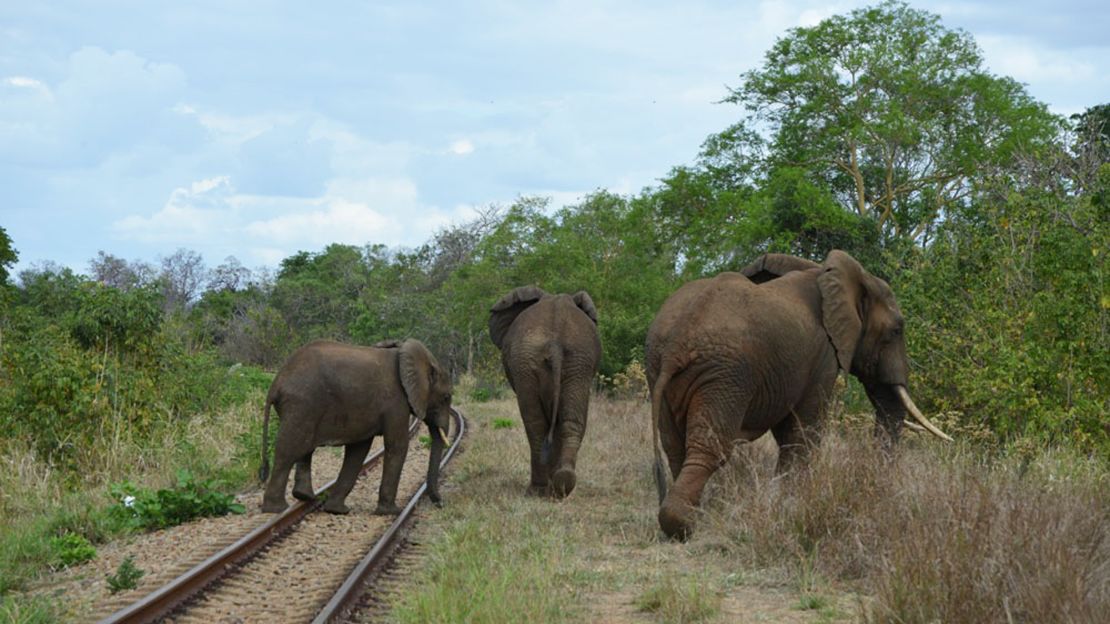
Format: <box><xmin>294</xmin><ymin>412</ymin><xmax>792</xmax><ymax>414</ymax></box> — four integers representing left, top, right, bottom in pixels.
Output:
<box><xmin>647</xmin><ymin>250</ymin><xmax>922</xmax><ymax>539</ymax></box>
<box><xmin>489</xmin><ymin>287</ymin><xmax>601</xmax><ymax>498</ymax></box>
<box><xmin>260</xmin><ymin>339</ymin><xmax>452</xmax><ymax>515</ymax></box>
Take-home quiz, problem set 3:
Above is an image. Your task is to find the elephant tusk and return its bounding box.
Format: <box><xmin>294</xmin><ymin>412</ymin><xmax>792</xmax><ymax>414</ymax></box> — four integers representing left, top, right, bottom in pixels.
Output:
<box><xmin>895</xmin><ymin>386</ymin><xmax>953</xmax><ymax>442</ymax></box>
<box><xmin>438</xmin><ymin>426</ymin><xmax>450</xmax><ymax>442</ymax></box>
<box><xmin>902</xmin><ymin>420</ymin><xmax>927</xmax><ymax>433</ymax></box>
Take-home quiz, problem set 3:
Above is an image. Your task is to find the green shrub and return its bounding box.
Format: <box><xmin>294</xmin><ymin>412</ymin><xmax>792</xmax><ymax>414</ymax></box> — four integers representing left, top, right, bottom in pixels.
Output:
<box><xmin>49</xmin><ymin>533</ymin><xmax>96</xmax><ymax>568</ymax></box>
<box><xmin>106</xmin><ymin>556</ymin><xmax>144</xmax><ymax>594</ymax></box>
<box><xmin>108</xmin><ymin>470</ymin><xmax>245</xmax><ymax>530</ymax></box>
<box><xmin>492</xmin><ymin>418</ymin><xmax>515</xmax><ymax>429</ymax></box>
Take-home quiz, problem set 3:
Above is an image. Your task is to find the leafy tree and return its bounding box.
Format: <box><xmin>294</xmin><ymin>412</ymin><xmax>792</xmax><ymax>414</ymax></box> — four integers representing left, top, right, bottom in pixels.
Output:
<box><xmin>0</xmin><ymin>226</ymin><xmax>17</xmax><ymax>286</ymax></box>
<box><xmin>720</xmin><ymin>0</ymin><xmax>1060</xmax><ymax>245</ymax></box>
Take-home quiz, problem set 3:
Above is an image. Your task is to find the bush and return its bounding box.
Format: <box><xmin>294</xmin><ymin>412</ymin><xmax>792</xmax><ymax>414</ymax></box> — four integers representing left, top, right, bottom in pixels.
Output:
<box><xmin>108</xmin><ymin>470</ymin><xmax>245</xmax><ymax>531</ymax></box>
<box><xmin>106</xmin><ymin>556</ymin><xmax>144</xmax><ymax>594</ymax></box>
<box><xmin>899</xmin><ymin>176</ymin><xmax>1108</xmax><ymax>458</ymax></box>
<box><xmin>49</xmin><ymin>533</ymin><xmax>96</xmax><ymax>568</ymax></box>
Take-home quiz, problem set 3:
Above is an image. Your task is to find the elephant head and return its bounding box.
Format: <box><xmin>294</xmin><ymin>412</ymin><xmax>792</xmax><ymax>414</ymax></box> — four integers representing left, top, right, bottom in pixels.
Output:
<box><xmin>395</xmin><ymin>339</ymin><xmax>453</xmax><ymax>503</ymax></box>
<box><xmin>743</xmin><ymin>250</ymin><xmax>951</xmax><ymax>444</ymax></box>
<box><xmin>489</xmin><ymin>286</ymin><xmax>598</xmax><ymax>350</ymax></box>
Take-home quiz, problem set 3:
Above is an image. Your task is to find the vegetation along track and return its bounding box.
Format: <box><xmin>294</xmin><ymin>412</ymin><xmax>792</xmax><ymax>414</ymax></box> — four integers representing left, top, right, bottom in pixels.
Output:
<box><xmin>95</xmin><ymin>408</ymin><xmax>466</xmax><ymax>624</ymax></box>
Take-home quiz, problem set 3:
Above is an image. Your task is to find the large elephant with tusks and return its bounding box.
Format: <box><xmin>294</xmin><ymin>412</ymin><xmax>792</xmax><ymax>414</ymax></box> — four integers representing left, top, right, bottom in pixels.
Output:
<box><xmin>646</xmin><ymin>250</ymin><xmax>952</xmax><ymax>539</ymax></box>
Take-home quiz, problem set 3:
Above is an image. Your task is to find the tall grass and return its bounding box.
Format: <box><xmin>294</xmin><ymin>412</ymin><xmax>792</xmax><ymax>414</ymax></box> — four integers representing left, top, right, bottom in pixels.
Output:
<box><xmin>0</xmin><ymin>388</ymin><xmax>266</xmax><ymax>597</ymax></box>
<box><xmin>698</xmin><ymin>430</ymin><xmax>1110</xmax><ymax>623</ymax></box>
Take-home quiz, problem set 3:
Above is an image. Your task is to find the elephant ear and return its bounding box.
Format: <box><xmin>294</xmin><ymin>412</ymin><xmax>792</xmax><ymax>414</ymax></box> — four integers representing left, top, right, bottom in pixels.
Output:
<box><xmin>740</xmin><ymin>253</ymin><xmax>821</xmax><ymax>284</ymax></box>
<box><xmin>488</xmin><ymin>286</ymin><xmax>548</xmax><ymax>350</ymax></box>
<box><xmin>817</xmin><ymin>250</ymin><xmax>866</xmax><ymax>372</ymax></box>
<box><xmin>571</xmin><ymin>291</ymin><xmax>598</xmax><ymax>325</ymax></box>
<box><xmin>399</xmin><ymin>339</ymin><xmax>437</xmax><ymax>420</ymax></box>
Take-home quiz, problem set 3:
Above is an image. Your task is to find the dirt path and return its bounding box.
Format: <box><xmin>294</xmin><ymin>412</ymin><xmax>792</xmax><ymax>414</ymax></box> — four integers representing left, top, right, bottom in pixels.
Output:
<box><xmin>366</xmin><ymin>397</ymin><xmax>857</xmax><ymax>623</ymax></box>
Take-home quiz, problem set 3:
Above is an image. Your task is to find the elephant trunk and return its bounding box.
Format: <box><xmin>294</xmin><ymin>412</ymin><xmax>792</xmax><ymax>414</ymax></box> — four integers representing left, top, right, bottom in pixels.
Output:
<box><xmin>425</xmin><ymin>415</ymin><xmax>447</xmax><ymax>505</ymax></box>
<box><xmin>895</xmin><ymin>385</ymin><xmax>953</xmax><ymax>442</ymax></box>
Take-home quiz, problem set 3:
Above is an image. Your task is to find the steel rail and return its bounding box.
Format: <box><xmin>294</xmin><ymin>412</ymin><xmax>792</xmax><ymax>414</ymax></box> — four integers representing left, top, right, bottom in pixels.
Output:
<box><xmin>311</xmin><ymin>407</ymin><xmax>467</xmax><ymax>623</ymax></box>
<box><xmin>97</xmin><ymin>417</ymin><xmax>423</xmax><ymax>624</ymax></box>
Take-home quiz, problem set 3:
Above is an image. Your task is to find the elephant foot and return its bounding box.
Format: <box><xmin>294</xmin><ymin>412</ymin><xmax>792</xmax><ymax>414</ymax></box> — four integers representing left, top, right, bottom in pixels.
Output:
<box><xmin>292</xmin><ymin>488</ymin><xmax>316</xmax><ymax>502</ymax></box>
<box><xmin>261</xmin><ymin>499</ymin><xmax>288</xmax><ymax>514</ymax></box>
<box><xmin>658</xmin><ymin>499</ymin><xmax>695</xmax><ymax>541</ymax></box>
<box><xmin>373</xmin><ymin>502</ymin><xmax>402</xmax><ymax>516</ymax></box>
<box><xmin>323</xmin><ymin>500</ymin><xmax>352</xmax><ymax>514</ymax></box>
<box><xmin>551</xmin><ymin>468</ymin><xmax>576</xmax><ymax>499</ymax></box>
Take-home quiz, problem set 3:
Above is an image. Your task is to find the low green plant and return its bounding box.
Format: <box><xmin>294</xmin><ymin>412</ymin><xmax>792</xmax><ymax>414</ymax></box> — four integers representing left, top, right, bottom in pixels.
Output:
<box><xmin>49</xmin><ymin>533</ymin><xmax>96</xmax><ymax>568</ymax></box>
<box><xmin>492</xmin><ymin>418</ymin><xmax>515</xmax><ymax>429</ymax></box>
<box><xmin>419</xmin><ymin>435</ymin><xmax>431</xmax><ymax>449</ymax></box>
<box><xmin>108</xmin><ymin>470</ymin><xmax>245</xmax><ymax>530</ymax></box>
<box><xmin>797</xmin><ymin>593</ymin><xmax>830</xmax><ymax>610</ymax></box>
<box><xmin>635</xmin><ymin>576</ymin><xmax>721</xmax><ymax>623</ymax></box>
<box><xmin>106</xmin><ymin>556</ymin><xmax>144</xmax><ymax>594</ymax></box>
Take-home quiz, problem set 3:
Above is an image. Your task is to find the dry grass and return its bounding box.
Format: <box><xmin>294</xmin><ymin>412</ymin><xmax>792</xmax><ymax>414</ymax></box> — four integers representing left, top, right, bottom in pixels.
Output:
<box><xmin>398</xmin><ymin>395</ymin><xmax>1108</xmax><ymax>622</ymax></box>
<box><xmin>699</xmin><ymin>428</ymin><xmax>1110</xmax><ymax>623</ymax></box>
<box><xmin>391</xmin><ymin>396</ymin><xmax>845</xmax><ymax>623</ymax></box>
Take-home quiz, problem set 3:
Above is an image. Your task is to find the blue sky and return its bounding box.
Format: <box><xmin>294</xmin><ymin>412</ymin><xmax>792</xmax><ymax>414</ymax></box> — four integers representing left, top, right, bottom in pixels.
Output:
<box><xmin>3</xmin><ymin>1</ymin><xmax>1107</xmax><ymax>277</ymax></box>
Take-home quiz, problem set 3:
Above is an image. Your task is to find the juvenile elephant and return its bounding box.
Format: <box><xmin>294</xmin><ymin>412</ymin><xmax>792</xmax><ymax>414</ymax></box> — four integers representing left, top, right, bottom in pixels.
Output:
<box><xmin>646</xmin><ymin>250</ymin><xmax>951</xmax><ymax>539</ymax></box>
<box><xmin>489</xmin><ymin>287</ymin><xmax>601</xmax><ymax>498</ymax></box>
<box><xmin>259</xmin><ymin>339</ymin><xmax>452</xmax><ymax>515</ymax></box>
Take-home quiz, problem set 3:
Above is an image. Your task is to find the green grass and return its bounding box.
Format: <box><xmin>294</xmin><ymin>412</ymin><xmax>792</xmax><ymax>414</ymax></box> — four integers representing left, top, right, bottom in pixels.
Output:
<box><xmin>635</xmin><ymin>575</ymin><xmax>721</xmax><ymax>623</ymax></box>
<box><xmin>392</xmin><ymin>509</ymin><xmax>576</xmax><ymax>623</ymax></box>
<box><xmin>0</xmin><ymin>593</ymin><xmax>59</xmax><ymax>624</ymax></box>
<box><xmin>491</xmin><ymin>418</ymin><xmax>515</xmax><ymax>429</ymax></box>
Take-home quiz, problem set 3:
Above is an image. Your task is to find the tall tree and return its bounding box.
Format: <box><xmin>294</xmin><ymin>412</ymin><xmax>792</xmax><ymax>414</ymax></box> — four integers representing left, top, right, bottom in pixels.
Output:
<box><xmin>723</xmin><ymin>0</ymin><xmax>1060</xmax><ymax>244</ymax></box>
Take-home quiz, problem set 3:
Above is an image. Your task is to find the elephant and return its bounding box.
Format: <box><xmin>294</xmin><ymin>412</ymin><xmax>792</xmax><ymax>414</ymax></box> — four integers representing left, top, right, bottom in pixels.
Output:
<box><xmin>259</xmin><ymin>338</ymin><xmax>453</xmax><ymax>515</ymax></box>
<box><xmin>489</xmin><ymin>286</ymin><xmax>601</xmax><ymax>498</ymax></box>
<box><xmin>646</xmin><ymin>249</ymin><xmax>951</xmax><ymax>539</ymax></box>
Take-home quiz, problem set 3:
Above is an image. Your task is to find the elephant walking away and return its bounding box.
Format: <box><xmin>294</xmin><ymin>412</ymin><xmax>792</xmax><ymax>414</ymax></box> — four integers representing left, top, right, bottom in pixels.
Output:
<box><xmin>646</xmin><ymin>250</ymin><xmax>951</xmax><ymax>539</ymax></box>
<box><xmin>259</xmin><ymin>339</ymin><xmax>453</xmax><ymax>515</ymax></box>
<box><xmin>489</xmin><ymin>287</ymin><xmax>601</xmax><ymax>498</ymax></box>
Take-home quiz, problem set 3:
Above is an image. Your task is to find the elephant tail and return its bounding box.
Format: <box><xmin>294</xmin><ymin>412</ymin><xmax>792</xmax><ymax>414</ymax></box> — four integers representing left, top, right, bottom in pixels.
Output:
<box><xmin>651</xmin><ymin>364</ymin><xmax>675</xmax><ymax>505</ymax></box>
<box><xmin>259</xmin><ymin>395</ymin><xmax>274</xmax><ymax>483</ymax></box>
<box><xmin>540</xmin><ymin>342</ymin><xmax>563</xmax><ymax>465</ymax></box>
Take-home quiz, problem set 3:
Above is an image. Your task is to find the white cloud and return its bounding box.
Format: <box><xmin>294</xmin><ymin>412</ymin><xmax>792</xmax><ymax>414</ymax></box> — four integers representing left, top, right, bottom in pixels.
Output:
<box><xmin>978</xmin><ymin>35</ymin><xmax>1097</xmax><ymax>84</ymax></box>
<box><xmin>449</xmin><ymin>139</ymin><xmax>475</xmax><ymax>155</ymax></box>
<box><xmin>111</xmin><ymin>171</ymin><xmax>437</xmax><ymax>265</ymax></box>
<box><xmin>4</xmin><ymin>76</ymin><xmax>51</xmax><ymax>96</ymax></box>
<box><xmin>112</xmin><ymin>176</ymin><xmax>234</xmax><ymax>243</ymax></box>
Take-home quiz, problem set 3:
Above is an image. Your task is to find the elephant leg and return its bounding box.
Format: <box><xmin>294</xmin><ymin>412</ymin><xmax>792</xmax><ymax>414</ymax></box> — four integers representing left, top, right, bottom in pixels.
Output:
<box><xmin>323</xmin><ymin>439</ymin><xmax>371</xmax><ymax>515</ymax></box>
<box><xmin>292</xmin><ymin>450</ymin><xmax>315</xmax><ymax>501</ymax></box>
<box><xmin>374</xmin><ymin>429</ymin><xmax>409</xmax><ymax>515</ymax></box>
<box><xmin>773</xmin><ymin>387</ymin><xmax>831</xmax><ymax>476</ymax></box>
<box><xmin>550</xmin><ymin>377</ymin><xmax>591</xmax><ymax>498</ymax></box>
<box><xmin>262</xmin><ymin>421</ymin><xmax>315</xmax><ymax>513</ymax></box>
<box><xmin>658</xmin><ymin>390</ymin><xmax>734</xmax><ymax>540</ymax></box>
<box><xmin>517</xmin><ymin>389</ymin><xmax>552</xmax><ymax>496</ymax></box>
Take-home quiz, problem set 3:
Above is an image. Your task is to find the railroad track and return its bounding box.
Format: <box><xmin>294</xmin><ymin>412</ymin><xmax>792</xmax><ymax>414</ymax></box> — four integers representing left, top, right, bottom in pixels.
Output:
<box><xmin>95</xmin><ymin>408</ymin><xmax>466</xmax><ymax>624</ymax></box>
